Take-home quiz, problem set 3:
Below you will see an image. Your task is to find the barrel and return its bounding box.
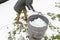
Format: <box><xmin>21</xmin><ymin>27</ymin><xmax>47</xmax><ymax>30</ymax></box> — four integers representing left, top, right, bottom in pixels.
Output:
<box><xmin>27</xmin><ymin>14</ymin><xmax>49</xmax><ymax>40</ymax></box>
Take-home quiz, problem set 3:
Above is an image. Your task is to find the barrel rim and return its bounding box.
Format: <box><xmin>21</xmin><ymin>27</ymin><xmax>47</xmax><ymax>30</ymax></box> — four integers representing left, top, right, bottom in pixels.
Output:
<box><xmin>27</xmin><ymin>14</ymin><xmax>49</xmax><ymax>28</ymax></box>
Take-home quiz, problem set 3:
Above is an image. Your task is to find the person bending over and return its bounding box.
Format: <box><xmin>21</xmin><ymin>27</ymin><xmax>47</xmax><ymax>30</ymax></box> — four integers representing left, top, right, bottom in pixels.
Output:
<box><xmin>14</xmin><ymin>0</ymin><xmax>35</xmax><ymax>24</ymax></box>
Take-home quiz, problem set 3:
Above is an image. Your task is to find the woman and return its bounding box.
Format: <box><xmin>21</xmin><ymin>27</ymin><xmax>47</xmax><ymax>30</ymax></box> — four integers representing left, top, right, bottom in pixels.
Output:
<box><xmin>14</xmin><ymin>0</ymin><xmax>35</xmax><ymax>24</ymax></box>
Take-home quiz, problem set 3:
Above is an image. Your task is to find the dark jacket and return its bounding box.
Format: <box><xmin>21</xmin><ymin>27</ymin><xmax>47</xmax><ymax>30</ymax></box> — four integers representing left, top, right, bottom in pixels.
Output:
<box><xmin>14</xmin><ymin>0</ymin><xmax>34</xmax><ymax>13</ymax></box>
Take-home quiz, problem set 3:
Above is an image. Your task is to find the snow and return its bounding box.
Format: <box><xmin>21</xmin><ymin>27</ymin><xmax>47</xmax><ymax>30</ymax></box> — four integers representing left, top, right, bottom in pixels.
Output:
<box><xmin>0</xmin><ymin>0</ymin><xmax>60</xmax><ymax>40</ymax></box>
<box><xmin>29</xmin><ymin>18</ymin><xmax>47</xmax><ymax>27</ymax></box>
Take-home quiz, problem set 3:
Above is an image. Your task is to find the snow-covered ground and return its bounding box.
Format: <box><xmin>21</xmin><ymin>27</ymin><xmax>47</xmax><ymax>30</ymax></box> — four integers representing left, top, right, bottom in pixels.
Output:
<box><xmin>0</xmin><ymin>0</ymin><xmax>60</xmax><ymax>40</ymax></box>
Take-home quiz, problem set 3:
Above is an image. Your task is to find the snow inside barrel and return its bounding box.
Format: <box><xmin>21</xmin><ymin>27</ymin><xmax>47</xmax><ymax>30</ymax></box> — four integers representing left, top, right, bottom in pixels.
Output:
<box><xmin>27</xmin><ymin>14</ymin><xmax>49</xmax><ymax>40</ymax></box>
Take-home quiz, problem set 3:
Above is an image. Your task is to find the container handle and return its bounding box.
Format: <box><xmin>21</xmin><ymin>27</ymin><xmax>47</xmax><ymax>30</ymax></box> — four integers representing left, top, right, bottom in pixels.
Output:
<box><xmin>34</xmin><ymin>11</ymin><xmax>43</xmax><ymax>15</ymax></box>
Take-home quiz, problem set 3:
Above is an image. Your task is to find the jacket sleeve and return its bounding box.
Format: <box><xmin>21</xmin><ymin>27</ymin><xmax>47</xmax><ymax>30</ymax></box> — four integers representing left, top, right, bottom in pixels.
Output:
<box><xmin>29</xmin><ymin>4</ymin><xmax>35</xmax><ymax>11</ymax></box>
<box><xmin>26</xmin><ymin>0</ymin><xmax>35</xmax><ymax>11</ymax></box>
<box><xmin>26</xmin><ymin>0</ymin><xmax>32</xmax><ymax>10</ymax></box>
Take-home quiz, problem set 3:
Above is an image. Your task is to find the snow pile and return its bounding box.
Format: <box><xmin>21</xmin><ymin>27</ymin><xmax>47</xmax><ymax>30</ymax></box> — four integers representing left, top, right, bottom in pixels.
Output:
<box><xmin>29</xmin><ymin>18</ymin><xmax>47</xmax><ymax>27</ymax></box>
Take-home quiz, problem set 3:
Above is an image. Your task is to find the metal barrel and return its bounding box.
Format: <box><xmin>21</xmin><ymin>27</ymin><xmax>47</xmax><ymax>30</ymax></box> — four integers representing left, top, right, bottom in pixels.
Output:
<box><xmin>27</xmin><ymin>14</ymin><xmax>49</xmax><ymax>40</ymax></box>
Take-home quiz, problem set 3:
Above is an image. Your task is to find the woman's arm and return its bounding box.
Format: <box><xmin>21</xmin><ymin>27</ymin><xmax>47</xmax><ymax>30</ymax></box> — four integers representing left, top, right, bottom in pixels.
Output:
<box><xmin>29</xmin><ymin>4</ymin><xmax>35</xmax><ymax>11</ymax></box>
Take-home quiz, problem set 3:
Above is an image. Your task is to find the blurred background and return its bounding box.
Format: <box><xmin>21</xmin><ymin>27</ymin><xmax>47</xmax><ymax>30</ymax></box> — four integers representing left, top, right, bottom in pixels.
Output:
<box><xmin>0</xmin><ymin>0</ymin><xmax>60</xmax><ymax>40</ymax></box>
